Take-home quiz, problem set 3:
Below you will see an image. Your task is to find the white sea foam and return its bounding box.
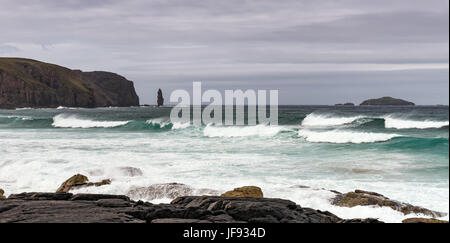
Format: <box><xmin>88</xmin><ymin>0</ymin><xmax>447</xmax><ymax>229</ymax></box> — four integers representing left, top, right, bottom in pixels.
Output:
<box><xmin>1</xmin><ymin>108</ymin><xmax>448</xmax><ymax>223</ymax></box>
<box><xmin>146</xmin><ymin>118</ymin><xmax>191</xmax><ymax>130</ymax></box>
<box><xmin>0</xmin><ymin>128</ymin><xmax>447</xmax><ymax>223</ymax></box>
<box><xmin>203</xmin><ymin>124</ymin><xmax>286</xmax><ymax>138</ymax></box>
<box><xmin>52</xmin><ymin>114</ymin><xmax>129</xmax><ymax>128</ymax></box>
<box><xmin>15</xmin><ymin>107</ymin><xmax>33</xmax><ymax>110</ymax></box>
<box><xmin>171</xmin><ymin>122</ymin><xmax>192</xmax><ymax>130</ymax></box>
<box><xmin>298</xmin><ymin>129</ymin><xmax>401</xmax><ymax>144</ymax></box>
<box><xmin>301</xmin><ymin>113</ymin><xmax>362</xmax><ymax>127</ymax></box>
<box><xmin>146</xmin><ymin>118</ymin><xmax>171</xmax><ymax>128</ymax></box>
<box><xmin>1</xmin><ymin>115</ymin><xmax>32</xmax><ymax>120</ymax></box>
<box><xmin>384</xmin><ymin>117</ymin><xmax>449</xmax><ymax>129</ymax></box>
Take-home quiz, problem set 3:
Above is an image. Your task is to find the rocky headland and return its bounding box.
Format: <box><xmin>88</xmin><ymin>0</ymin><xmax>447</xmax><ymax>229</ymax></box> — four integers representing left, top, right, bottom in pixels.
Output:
<box><xmin>0</xmin><ymin>58</ymin><xmax>139</xmax><ymax>109</ymax></box>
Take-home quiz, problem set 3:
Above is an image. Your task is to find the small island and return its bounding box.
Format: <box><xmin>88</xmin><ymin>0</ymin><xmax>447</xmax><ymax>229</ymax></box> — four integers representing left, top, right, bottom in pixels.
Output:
<box><xmin>335</xmin><ymin>102</ymin><xmax>355</xmax><ymax>106</ymax></box>
<box><xmin>360</xmin><ymin>96</ymin><xmax>415</xmax><ymax>106</ymax></box>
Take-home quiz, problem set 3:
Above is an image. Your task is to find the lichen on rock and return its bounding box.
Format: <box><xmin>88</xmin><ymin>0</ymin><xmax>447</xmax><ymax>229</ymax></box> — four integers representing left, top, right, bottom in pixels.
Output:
<box><xmin>331</xmin><ymin>189</ymin><xmax>445</xmax><ymax>218</ymax></box>
<box><xmin>221</xmin><ymin>186</ymin><xmax>263</xmax><ymax>198</ymax></box>
<box><xmin>402</xmin><ymin>218</ymin><xmax>448</xmax><ymax>223</ymax></box>
<box><xmin>0</xmin><ymin>189</ymin><xmax>5</xmax><ymax>199</ymax></box>
<box><xmin>56</xmin><ymin>174</ymin><xmax>111</xmax><ymax>193</ymax></box>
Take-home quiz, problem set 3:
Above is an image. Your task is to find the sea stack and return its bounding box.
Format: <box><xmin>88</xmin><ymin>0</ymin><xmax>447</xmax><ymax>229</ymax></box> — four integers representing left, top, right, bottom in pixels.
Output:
<box><xmin>157</xmin><ymin>88</ymin><xmax>164</xmax><ymax>106</ymax></box>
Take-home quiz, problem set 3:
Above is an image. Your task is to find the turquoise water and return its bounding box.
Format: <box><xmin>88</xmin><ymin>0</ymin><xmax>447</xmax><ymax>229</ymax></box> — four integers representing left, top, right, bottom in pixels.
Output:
<box><xmin>0</xmin><ymin>105</ymin><xmax>448</xmax><ymax>222</ymax></box>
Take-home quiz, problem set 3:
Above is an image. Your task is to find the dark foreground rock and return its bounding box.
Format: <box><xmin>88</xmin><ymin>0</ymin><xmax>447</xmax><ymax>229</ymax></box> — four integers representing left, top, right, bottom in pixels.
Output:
<box><xmin>331</xmin><ymin>190</ymin><xmax>445</xmax><ymax>218</ymax></box>
<box><xmin>0</xmin><ymin>192</ymin><xmax>383</xmax><ymax>223</ymax></box>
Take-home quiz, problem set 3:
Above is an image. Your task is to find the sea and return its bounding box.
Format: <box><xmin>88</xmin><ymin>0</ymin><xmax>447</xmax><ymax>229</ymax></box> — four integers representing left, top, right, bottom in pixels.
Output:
<box><xmin>0</xmin><ymin>105</ymin><xmax>448</xmax><ymax>223</ymax></box>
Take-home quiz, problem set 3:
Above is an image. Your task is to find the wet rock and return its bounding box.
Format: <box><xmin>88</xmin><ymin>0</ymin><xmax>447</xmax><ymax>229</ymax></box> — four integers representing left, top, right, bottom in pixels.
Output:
<box><xmin>0</xmin><ymin>198</ymin><xmax>142</xmax><ymax>223</ymax></box>
<box><xmin>56</xmin><ymin>174</ymin><xmax>111</xmax><ymax>193</ymax></box>
<box><xmin>331</xmin><ymin>189</ymin><xmax>446</xmax><ymax>218</ymax></box>
<box><xmin>96</xmin><ymin>199</ymin><xmax>131</xmax><ymax>208</ymax></box>
<box><xmin>127</xmin><ymin>183</ymin><xmax>218</xmax><ymax>201</ymax></box>
<box><xmin>56</xmin><ymin>174</ymin><xmax>88</xmax><ymax>192</ymax></box>
<box><xmin>0</xmin><ymin>189</ymin><xmax>5</xmax><ymax>199</ymax></box>
<box><xmin>221</xmin><ymin>186</ymin><xmax>263</xmax><ymax>198</ymax></box>
<box><xmin>337</xmin><ymin>218</ymin><xmax>384</xmax><ymax>223</ymax></box>
<box><xmin>204</xmin><ymin>214</ymin><xmax>241</xmax><ymax>223</ymax></box>
<box><xmin>70</xmin><ymin>193</ymin><xmax>129</xmax><ymax>201</ymax></box>
<box><xmin>86</xmin><ymin>179</ymin><xmax>112</xmax><ymax>187</ymax></box>
<box><xmin>117</xmin><ymin>167</ymin><xmax>143</xmax><ymax>177</ymax></box>
<box><xmin>152</xmin><ymin>218</ymin><xmax>211</xmax><ymax>223</ymax></box>
<box><xmin>171</xmin><ymin>196</ymin><xmax>340</xmax><ymax>223</ymax></box>
<box><xmin>0</xmin><ymin>192</ymin><xmax>386</xmax><ymax>223</ymax></box>
<box><xmin>8</xmin><ymin>192</ymin><xmax>73</xmax><ymax>200</ymax></box>
<box><xmin>402</xmin><ymin>218</ymin><xmax>448</xmax><ymax>223</ymax></box>
<box><xmin>290</xmin><ymin>185</ymin><xmax>310</xmax><ymax>189</ymax></box>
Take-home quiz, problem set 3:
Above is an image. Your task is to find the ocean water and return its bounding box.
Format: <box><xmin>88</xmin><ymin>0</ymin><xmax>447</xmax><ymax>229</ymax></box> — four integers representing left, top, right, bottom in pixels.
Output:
<box><xmin>0</xmin><ymin>105</ymin><xmax>448</xmax><ymax>223</ymax></box>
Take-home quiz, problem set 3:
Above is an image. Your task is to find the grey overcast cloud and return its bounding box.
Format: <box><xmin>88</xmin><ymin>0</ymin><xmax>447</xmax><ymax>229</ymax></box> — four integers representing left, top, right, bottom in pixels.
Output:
<box><xmin>0</xmin><ymin>0</ymin><xmax>448</xmax><ymax>105</ymax></box>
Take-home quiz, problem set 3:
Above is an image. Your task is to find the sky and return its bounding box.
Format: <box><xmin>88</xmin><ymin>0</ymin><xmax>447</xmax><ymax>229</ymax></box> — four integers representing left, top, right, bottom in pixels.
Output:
<box><xmin>0</xmin><ymin>0</ymin><xmax>448</xmax><ymax>105</ymax></box>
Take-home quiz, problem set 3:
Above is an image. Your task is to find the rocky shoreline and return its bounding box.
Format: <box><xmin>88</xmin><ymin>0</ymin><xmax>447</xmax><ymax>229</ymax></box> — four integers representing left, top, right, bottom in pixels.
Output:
<box><xmin>1</xmin><ymin>190</ymin><xmax>447</xmax><ymax>223</ymax></box>
<box><xmin>0</xmin><ymin>192</ymin><xmax>380</xmax><ymax>223</ymax></box>
<box><xmin>0</xmin><ymin>175</ymin><xmax>447</xmax><ymax>223</ymax></box>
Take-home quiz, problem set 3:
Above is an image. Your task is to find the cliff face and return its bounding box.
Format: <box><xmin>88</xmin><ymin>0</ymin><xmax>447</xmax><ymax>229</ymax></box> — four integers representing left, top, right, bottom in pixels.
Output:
<box><xmin>360</xmin><ymin>96</ymin><xmax>415</xmax><ymax>106</ymax></box>
<box><xmin>0</xmin><ymin>58</ymin><xmax>139</xmax><ymax>108</ymax></box>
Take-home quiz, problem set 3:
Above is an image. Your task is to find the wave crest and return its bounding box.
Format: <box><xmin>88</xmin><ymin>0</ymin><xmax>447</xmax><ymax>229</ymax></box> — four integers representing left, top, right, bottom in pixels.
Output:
<box><xmin>52</xmin><ymin>114</ymin><xmax>130</xmax><ymax>128</ymax></box>
<box><xmin>203</xmin><ymin>124</ymin><xmax>286</xmax><ymax>138</ymax></box>
<box><xmin>298</xmin><ymin>129</ymin><xmax>401</xmax><ymax>144</ymax></box>
<box><xmin>384</xmin><ymin>117</ymin><xmax>449</xmax><ymax>129</ymax></box>
<box><xmin>301</xmin><ymin>113</ymin><xmax>363</xmax><ymax>127</ymax></box>
<box><xmin>146</xmin><ymin>118</ymin><xmax>191</xmax><ymax>130</ymax></box>
<box><xmin>301</xmin><ymin>113</ymin><xmax>449</xmax><ymax>130</ymax></box>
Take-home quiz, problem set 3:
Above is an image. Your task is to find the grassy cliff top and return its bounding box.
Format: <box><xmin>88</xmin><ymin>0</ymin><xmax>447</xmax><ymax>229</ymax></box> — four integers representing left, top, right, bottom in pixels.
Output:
<box><xmin>0</xmin><ymin>57</ymin><xmax>91</xmax><ymax>92</ymax></box>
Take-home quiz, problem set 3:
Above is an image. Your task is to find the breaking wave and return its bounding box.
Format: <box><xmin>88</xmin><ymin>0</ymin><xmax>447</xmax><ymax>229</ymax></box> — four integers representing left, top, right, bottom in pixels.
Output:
<box><xmin>301</xmin><ymin>113</ymin><xmax>364</xmax><ymax>127</ymax></box>
<box><xmin>384</xmin><ymin>117</ymin><xmax>449</xmax><ymax>129</ymax></box>
<box><xmin>301</xmin><ymin>113</ymin><xmax>448</xmax><ymax>130</ymax></box>
<box><xmin>203</xmin><ymin>124</ymin><xmax>287</xmax><ymax>138</ymax></box>
<box><xmin>52</xmin><ymin>114</ymin><xmax>130</xmax><ymax>128</ymax></box>
<box><xmin>298</xmin><ymin>129</ymin><xmax>402</xmax><ymax>144</ymax></box>
<box><xmin>146</xmin><ymin>118</ymin><xmax>191</xmax><ymax>130</ymax></box>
